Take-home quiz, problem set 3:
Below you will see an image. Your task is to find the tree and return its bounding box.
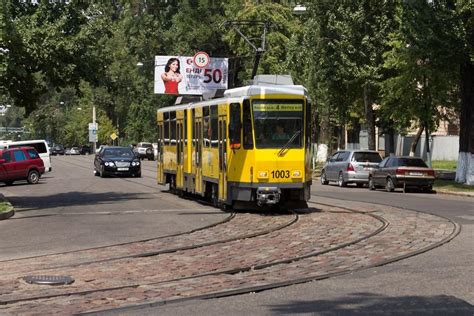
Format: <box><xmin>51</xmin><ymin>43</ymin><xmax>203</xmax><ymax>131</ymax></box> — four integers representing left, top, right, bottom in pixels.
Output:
<box><xmin>2</xmin><ymin>1</ymin><xmax>112</xmax><ymax>114</ymax></box>
<box><xmin>380</xmin><ymin>1</ymin><xmax>462</xmax><ymax>164</ymax></box>
<box><xmin>455</xmin><ymin>1</ymin><xmax>473</xmax><ymax>185</ymax></box>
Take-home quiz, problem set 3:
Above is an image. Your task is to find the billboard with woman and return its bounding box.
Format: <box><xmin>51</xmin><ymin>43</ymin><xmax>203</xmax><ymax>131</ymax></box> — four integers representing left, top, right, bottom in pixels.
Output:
<box><xmin>154</xmin><ymin>55</ymin><xmax>228</xmax><ymax>95</ymax></box>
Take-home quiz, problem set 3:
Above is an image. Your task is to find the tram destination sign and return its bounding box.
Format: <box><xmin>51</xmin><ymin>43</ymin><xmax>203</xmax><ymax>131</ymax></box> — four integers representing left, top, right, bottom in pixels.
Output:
<box><xmin>253</xmin><ymin>103</ymin><xmax>303</xmax><ymax>112</ymax></box>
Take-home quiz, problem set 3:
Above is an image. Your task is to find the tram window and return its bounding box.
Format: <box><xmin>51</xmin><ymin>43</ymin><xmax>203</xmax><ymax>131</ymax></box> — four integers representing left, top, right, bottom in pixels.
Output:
<box><xmin>306</xmin><ymin>99</ymin><xmax>311</xmax><ymax>149</ymax></box>
<box><xmin>243</xmin><ymin>100</ymin><xmax>253</xmax><ymax>149</ymax></box>
<box><xmin>192</xmin><ymin>109</ymin><xmax>196</xmax><ymax>147</ymax></box>
<box><xmin>210</xmin><ymin>105</ymin><xmax>218</xmax><ymax>148</ymax></box>
<box><xmin>170</xmin><ymin>112</ymin><xmax>176</xmax><ymax>145</ymax></box>
<box><xmin>203</xmin><ymin>106</ymin><xmax>210</xmax><ymax>148</ymax></box>
<box><xmin>164</xmin><ymin>121</ymin><xmax>170</xmax><ymax>146</ymax></box>
<box><xmin>229</xmin><ymin>103</ymin><xmax>241</xmax><ymax>149</ymax></box>
<box><xmin>183</xmin><ymin>111</ymin><xmax>187</xmax><ymax>147</ymax></box>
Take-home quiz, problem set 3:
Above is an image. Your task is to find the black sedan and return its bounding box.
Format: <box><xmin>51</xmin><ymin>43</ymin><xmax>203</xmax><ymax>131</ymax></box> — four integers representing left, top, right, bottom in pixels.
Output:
<box><xmin>368</xmin><ymin>156</ymin><xmax>435</xmax><ymax>192</ymax></box>
<box><xmin>94</xmin><ymin>146</ymin><xmax>141</xmax><ymax>178</ymax></box>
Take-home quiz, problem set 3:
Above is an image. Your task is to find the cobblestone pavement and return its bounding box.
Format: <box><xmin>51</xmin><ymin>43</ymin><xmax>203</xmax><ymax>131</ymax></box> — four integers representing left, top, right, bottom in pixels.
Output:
<box><xmin>0</xmin><ymin>212</ymin><xmax>294</xmax><ymax>274</ymax></box>
<box><xmin>0</xmin><ymin>201</ymin><xmax>458</xmax><ymax>315</ymax></box>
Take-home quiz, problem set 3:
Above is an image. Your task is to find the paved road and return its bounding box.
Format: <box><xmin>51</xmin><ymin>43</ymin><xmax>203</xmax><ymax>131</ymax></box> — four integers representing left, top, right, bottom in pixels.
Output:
<box><xmin>0</xmin><ymin>156</ymin><xmax>472</xmax><ymax>315</ymax></box>
<box><xmin>0</xmin><ymin>155</ymin><xmax>227</xmax><ymax>260</ymax></box>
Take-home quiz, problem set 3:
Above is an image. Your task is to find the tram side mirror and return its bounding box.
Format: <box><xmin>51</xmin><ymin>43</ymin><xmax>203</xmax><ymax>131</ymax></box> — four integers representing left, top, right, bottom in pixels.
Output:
<box><xmin>229</xmin><ymin>102</ymin><xmax>242</xmax><ymax>150</ymax></box>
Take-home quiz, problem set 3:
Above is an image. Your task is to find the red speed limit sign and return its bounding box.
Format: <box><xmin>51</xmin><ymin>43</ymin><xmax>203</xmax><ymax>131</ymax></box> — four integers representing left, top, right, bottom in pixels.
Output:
<box><xmin>193</xmin><ymin>51</ymin><xmax>210</xmax><ymax>68</ymax></box>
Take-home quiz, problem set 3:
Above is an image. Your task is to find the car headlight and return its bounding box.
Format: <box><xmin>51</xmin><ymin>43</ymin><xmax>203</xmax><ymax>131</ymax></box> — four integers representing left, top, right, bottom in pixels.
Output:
<box><xmin>105</xmin><ymin>162</ymin><xmax>115</xmax><ymax>167</ymax></box>
<box><xmin>132</xmin><ymin>161</ymin><xmax>140</xmax><ymax>166</ymax></box>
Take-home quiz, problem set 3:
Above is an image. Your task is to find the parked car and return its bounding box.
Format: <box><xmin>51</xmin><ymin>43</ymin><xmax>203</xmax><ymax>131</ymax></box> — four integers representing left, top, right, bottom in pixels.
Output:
<box><xmin>321</xmin><ymin>150</ymin><xmax>383</xmax><ymax>187</ymax></box>
<box><xmin>80</xmin><ymin>145</ymin><xmax>91</xmax><ymax>155</ymax></box>
<box><xmin>136</xmin><ymin>142</ymin><xmax>154</xmax><ymax>160</ymax></box>
<box><xmin>0</xmin><ymin>139</ymin><xmax>52</xmax><ymax>172</ymax></box>
<box><xmin>94</xmin><ymin>146</ymin><xmax>141</xmax><ymax>178</ymax></box>
<box><xmin>69</xmin><ymin>147</ymin><xmax>81</xmax><ymax>155</ymax></box>
<box><xmin>0</xmin><ymin>147</ymin><xmax>45</xmax><ymax>185</ymax></box>
<box><xmin>51</xmin><ymin>144</ymin><xmax>65</xmax><ymax>156</ymax></box>
<box><xmin>368</xmin><ymin>156</ymin><xmax>435</xmax><ymax>192</ymax></box>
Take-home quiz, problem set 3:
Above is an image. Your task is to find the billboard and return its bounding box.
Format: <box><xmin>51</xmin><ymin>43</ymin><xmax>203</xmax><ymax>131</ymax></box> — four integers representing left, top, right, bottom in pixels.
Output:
<box><xmin>154</xmin><ymin>55</ymin><xmax>228</xmax><ymax>95</ymax></box>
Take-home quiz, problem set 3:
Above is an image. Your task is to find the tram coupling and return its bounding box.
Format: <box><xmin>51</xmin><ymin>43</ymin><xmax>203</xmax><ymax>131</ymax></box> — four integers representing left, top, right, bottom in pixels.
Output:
<box><xmin>256</xmin><ymin>187</ymin><xmax>281</xmax><ymax>206</ymax></box>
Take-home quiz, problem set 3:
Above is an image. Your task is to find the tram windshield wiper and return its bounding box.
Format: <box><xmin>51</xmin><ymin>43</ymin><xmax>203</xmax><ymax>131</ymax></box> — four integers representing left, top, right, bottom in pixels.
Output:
<box><xmin>277</xmin><ymin>130</ymin><xmax>301</xmax><ymax>156</ymax></box>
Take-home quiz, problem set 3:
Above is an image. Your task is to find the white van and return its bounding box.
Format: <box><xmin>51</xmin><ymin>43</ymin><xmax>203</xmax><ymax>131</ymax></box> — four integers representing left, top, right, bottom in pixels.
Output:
<box><xmin>0</xmin><ymin>139</ymin><xmax>52</xmax><ymax>172</ymax></box>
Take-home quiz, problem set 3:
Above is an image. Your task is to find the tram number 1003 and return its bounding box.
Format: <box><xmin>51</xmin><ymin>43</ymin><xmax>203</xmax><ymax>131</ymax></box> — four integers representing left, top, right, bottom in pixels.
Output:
<box><xmin>271</xmin><ymin>170</ymin><xmax>290</xmax><ymax>179</ymax></box>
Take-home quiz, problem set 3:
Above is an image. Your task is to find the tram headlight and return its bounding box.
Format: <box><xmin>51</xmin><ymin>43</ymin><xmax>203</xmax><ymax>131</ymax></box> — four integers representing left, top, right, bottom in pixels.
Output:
<box><xmin>258</xmin><ymin>170</ymin><xmax>269</xmax><ymax>179</ymax></box>
<box><xmin>292</xmin><ymin>170</ymin><xmax>302</xmax><ymax>178</ymax></box>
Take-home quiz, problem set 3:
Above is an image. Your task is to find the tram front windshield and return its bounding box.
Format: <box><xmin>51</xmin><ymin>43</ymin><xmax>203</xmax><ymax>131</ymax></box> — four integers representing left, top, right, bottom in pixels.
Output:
<box><xmin>253</xmin><ymin>99</ymin><xmax>304</xmax><ymax>149</ymax></box>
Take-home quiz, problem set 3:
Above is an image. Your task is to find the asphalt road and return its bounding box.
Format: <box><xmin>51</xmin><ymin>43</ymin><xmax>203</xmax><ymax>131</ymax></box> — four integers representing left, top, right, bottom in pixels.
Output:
<box><xmin>0</xmin><ymin>155</ymin><xmax>472</xmax><ymax>315</ymax></box>
<box><xmin>0</xmin><ymin>155</ymin><xmax>227</xmax><ymax>260</ymax></box>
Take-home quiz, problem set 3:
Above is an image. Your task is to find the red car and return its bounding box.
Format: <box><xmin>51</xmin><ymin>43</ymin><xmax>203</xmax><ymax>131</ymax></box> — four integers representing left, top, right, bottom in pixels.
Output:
<box><xmin>0</xmin><ymin>147</ymin><xmax>45</xmax><ymax>185</ymax></box>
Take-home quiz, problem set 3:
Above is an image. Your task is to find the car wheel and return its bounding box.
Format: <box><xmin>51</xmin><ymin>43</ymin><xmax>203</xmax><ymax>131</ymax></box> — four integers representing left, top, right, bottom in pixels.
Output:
<box><xmin>385</xmin><ymin>177</ymin><xmax>395</xmax><ymax>192</ymax></box>
<box><xmin>135</xmin><ymin>172</ymin><xmax>141</xmax><ymax>178</ymax></box>
<box><xmin>423</xmin><ymin>185</ymin><xmax>433</xmax><ymax>193</ymax></box>
<box><xmin>27</xmin><ymin>170</ymin><xmax>40</xmax><ymax>184</ymax></box>
<box><xmin>100</xmin><ymin>166</ymin><xmax>106</xmax><ymax>178</ymax></box>
<box><xmin>338</xmin><ymin>172</ymin><xmax>347</xmax><ymax>187</ymax></box>
<box><xmin>320</xmin><ymin>171</ymin><xmax>329</xmax><ymax>185</ymax></box>
<box><xmin>368</xmin><ymin>177</ymin><xmax>376</xmax><ymax>190</ymax></box>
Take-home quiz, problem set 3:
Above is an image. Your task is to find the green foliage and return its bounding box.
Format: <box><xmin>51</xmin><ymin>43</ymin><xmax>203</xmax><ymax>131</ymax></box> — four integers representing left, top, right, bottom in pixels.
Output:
<box><xmin>2</xmin><ymin>0</ymin><xmax>471</xmax><ymax>154</ymax></box>
<box><xmin>380</xmin><ymin>1</ymin><xmax>463</xmax><ymax>134</ymax></box>
<box><xmin>223</xmin><ymin>0</ymin><xmax>298</xmax><ymax>82</ymax></box>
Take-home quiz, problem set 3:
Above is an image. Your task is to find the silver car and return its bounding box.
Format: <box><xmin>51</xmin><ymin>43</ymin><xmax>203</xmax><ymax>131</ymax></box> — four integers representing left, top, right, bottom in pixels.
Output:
<box><xmin>321</xmin><ymin>150</ymin><xmax>383</xmax><ymax>187</ymax></box>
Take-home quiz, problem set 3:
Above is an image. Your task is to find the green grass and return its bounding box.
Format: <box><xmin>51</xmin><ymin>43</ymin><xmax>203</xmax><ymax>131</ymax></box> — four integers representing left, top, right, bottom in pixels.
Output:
<box><xmin>431</xmin><ymin>160</ymin><xmax>457</xmax><ymax>170</ymax></box>
<box><xmin>434</xmin><ymin>179</ymin><xmax>474</xmax><ymax>192</ymax></box>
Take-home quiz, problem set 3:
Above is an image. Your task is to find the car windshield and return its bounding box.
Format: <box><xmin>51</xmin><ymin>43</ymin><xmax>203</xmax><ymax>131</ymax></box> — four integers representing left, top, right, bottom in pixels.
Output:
<box><xmin>140</xmin><ymin>143</ymin><xmax>152</xmax><ymax>148</ymax></box>
<box><xmin>397</xmin><ymin>158</ymin><xmax>428</xmax><ymax>167</ymax></box>
<box><xmin>252</xmin><ymin>99</ymin><xmax>304</xmax><ymax>149</ymax></box>
<box><xmin>353</xmin><ymin>152</ymin><xmax>382</xmax><ymax>163</ymax></box>
<box><xmin>103</xmin><ymin>148</ymin><xmax>133</xmax><ymax>158</ymax></box>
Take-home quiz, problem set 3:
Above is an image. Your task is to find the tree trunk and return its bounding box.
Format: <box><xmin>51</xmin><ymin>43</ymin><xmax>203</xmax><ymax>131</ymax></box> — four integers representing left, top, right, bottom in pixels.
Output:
<box><xmin>347</xmin><ymin>122</ymin><xmax>361</xmax><ymax>145</ymax></box>
<box><xmin>363</xmin><ymin>85</ymin><xmax>376</xmax><ymax>150</ymax></box>
<box><xmin>388</xmin><ymin>128</ymin><xmax>395</xmax><ymax>156</ymax></box>
<box><xmin>409</xmin><ymin>125</ymin><xmax>424</xmax><ymax>157</ymax></box>
<box><xmin>316</xmin><ymin>109</ymin><xmax>331</xmax><ymax>163</ymax></box>
<box><xmin>456</xmin><ymin>59</ymin><xmax>474</xmax><ymax>185</ymax></box>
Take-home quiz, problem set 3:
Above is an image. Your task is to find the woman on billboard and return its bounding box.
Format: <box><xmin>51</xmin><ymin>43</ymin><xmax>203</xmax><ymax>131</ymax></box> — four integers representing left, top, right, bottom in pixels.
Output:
<box><xmin>161</xmin><ymin>58</ymin><xmax>183</xmax><ymax>95</ymax></box>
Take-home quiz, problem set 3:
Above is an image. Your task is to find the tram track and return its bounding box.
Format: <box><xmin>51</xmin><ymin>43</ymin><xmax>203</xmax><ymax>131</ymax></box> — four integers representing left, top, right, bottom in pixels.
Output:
<box><xmin>0</xmin><ymin>157</ymin><xmax>460</xmax><ymax>315</ymax></box>
<box><xmin>0</xmin><ymin>212</ymin><xmax>298</xmax><ymax>274</ymax></box>
<box><xmin>0</xmin><ymin>205</ymin><xmax>387</xmax><ymax>314</ymax></box>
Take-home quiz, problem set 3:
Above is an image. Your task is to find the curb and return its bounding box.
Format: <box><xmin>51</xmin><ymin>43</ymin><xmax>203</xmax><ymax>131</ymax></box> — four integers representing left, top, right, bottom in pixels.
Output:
<box><xmin>434</xmin><ymin>190</ymin><xmax>474</xmax><ymax>198</ymax></box>
<box><xmin>312</xmin><ymin>176</ymin><xmax>474</xmax><ymax>198</ymax></box>
<box><xmin>0</xmin><ymin>193</ymin><xmax>15</xmax><ymax>220</ymax></box>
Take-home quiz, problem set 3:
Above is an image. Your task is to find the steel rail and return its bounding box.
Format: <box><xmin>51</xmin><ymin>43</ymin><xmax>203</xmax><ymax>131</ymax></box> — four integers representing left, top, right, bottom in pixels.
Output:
<box><xmin>0</xmin><ymin>207</ymin><xmax>383</xmax><ymax>308</ymax></box>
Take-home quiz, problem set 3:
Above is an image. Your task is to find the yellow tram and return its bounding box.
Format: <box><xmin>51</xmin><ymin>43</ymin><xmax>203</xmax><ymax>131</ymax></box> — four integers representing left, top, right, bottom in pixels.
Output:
<box><xmin>157</xmin><ymin>82</ymin><xmax>312</xmax><ymax>209</ymax></box>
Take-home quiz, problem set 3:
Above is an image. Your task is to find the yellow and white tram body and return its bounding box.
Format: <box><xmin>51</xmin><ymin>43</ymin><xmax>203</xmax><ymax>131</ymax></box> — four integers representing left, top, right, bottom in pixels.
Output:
<box><xmin>157</xmin><ymin>84</ymin><xmax>312</xmax><ymax>208</ymax></box>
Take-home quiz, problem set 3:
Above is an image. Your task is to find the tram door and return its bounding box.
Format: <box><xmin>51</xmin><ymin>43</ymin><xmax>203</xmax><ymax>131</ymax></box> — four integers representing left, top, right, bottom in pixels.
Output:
<box><xmin>218</xmin><ymin>116</ymin><xmax>227</xmax><ymax>202</ymax></box>
<box><xmin>176</xmin><ymin>119</ymin><xmax>184</xmax><ymax>188</ymax></box>
<box><xmin>194</xmin><ymin>118</ymin><xmax>203</xmax><ymax>194</ymax></box>
<box><xmin>157</xmin><ymin>121</ymin><xmax>164</xmax><ymax>184</ymax></box>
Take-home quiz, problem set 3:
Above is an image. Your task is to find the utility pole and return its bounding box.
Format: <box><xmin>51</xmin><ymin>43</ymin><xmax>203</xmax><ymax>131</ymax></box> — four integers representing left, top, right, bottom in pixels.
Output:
<box><xmin>92</xmin><ymin>105</ymin><xmax>97</xmax><ymax>153</ymax></box>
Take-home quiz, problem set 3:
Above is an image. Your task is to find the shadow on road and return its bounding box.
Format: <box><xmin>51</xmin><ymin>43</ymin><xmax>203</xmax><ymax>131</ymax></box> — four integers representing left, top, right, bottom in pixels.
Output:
<box><xmin>7</xmin><ymin>191</ymin><xmax>150</xmax><ymax>212</ymax></box>
<box><xmin>269</xmin><ymin>293</ymin><xmax>473</xmax><ymax>315</ymax></box>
